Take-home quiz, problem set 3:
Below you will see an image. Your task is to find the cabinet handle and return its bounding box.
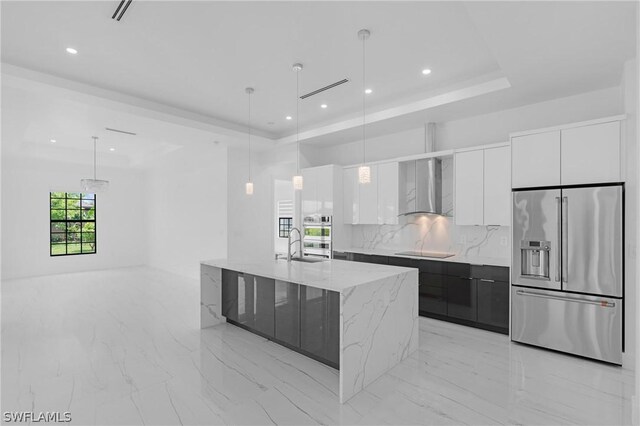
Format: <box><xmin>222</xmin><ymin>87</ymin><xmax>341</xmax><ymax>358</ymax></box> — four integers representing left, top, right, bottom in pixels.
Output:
<box><xmin>460</xmin><ymin>277</ymin><xmax>473</xmax><ymax>280</ymax></box>
<box><xmin>480</xmin><ymin>278</ymin><xmax>495</xmax><ymax>283</ymax></box>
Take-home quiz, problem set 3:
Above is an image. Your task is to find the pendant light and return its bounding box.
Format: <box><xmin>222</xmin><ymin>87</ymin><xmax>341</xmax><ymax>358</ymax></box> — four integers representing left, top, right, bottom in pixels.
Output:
<box><xmin>358</xmin><ymin>29</ymin><xmax>371</xmax><ymax>184</ymax></box>
<box><xmin>245</xmin><ymin>87</ymin><xmax>254</xmax><ymax>195</ymax></box>
<box><xmin>80</xmin><ymin>136</ymin><xmax>109</xmax><ymax>192</ymax></box>
<box><xmin>292</xmin><ymin>63</ymin><xmax>304</xmax><ymax>191</ymax></box>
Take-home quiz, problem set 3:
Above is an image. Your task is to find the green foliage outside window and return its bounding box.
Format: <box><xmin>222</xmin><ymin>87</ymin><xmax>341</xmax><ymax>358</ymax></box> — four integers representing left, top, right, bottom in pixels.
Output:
<box><xmin>50</xmin><ymin>192</ymin><xmax>96</xmax><ymax>256</ymax></box>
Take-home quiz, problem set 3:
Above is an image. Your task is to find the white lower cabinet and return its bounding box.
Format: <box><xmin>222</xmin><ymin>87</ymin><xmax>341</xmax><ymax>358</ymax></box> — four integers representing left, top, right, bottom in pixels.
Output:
<box><xmin>343</xmin><ymin>162</ymin><xmax>399</xmax><ymax>225</ymax></box>
<box><xmin>455</xmin><ymin>145</ymin><xmax>511</xmax><ymax>226</ymax></box>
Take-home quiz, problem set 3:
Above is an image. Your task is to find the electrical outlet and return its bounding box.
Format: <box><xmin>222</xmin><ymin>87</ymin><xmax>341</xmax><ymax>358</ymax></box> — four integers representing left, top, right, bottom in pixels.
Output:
<box><xmin>500</xmin><ymin>237</ymin><xmax>508</xmax><ymax>247</ymax></box>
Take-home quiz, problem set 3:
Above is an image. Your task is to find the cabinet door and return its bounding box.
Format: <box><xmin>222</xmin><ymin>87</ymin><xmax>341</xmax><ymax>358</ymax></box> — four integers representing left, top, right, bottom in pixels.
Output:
<box><xmin>483</xmin><ymin>146</ymin><xmax>511</xmax><ymax>226</ymax></box>
<box><xmin>477</xmin><ymin>280</ymin><xmax>509</xmax><ymax>330</ymax></box>
<box><xmin>419</xmin><ymin>272</ymin><xmax>447</xmax><ymax>316</ymax></box>
<box><xmin>301</xmin><ymin>168</ymin><xmax>319</xmax><ymax>217</ymax></box>
<box><xmin>359</xmin><ymin>165</ymin><xmax>378</xmax><ymax>224</ymax></box>
<box><xmin>317</xmin><ymin>166</ymin><xmax>334</xmax><ymax>216</ymax></box>
<box><xmin>455</xmin><ymin>150</ymin><xmax>484</xmax><ymax>225</ymax></box>
<box><xmin>343</xmin><ymin>167</ymin><xmax>359</xmax><ymax>224</ymax></box>
<box><xmin>300</xmin><ymin>287</ymin><xmax>340</xmax><ymax>367</ymax></box>
<box><xmin>561</xmin><ymin>121</ymin><xmax>621</xmax><ymax>185</ymax></box>
<box><xmin>275</xmin><ymin>280</ymin><xmax>300</xmax><ymax>347</ymax></box>
<box><xmin>221</xmin><ymin>269</ymin><xmax>239</xmax><ymax>322</ymax></box>
<box><xmin>377</xmin><ymin>162</ymin><xmax>399</xmax><ymax>225</ymax></box>
<box><xmin>254</xmin><ymin>276</ymin><xmax>275</xmax><ymax>337</ymax></box>
<box><xmin>511</xmin><ymin>131</ymin><xmax>560</xmax><ymax>188</ymax></box>
<box><xmin>447</xmin><ymin>276</ymin><xmax>477</xmax><ymax>321</ymax></box>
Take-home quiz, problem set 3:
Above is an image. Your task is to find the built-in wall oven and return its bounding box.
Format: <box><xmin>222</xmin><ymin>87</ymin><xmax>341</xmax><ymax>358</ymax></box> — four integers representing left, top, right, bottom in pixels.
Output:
<box><xmin>303</xmin><ymin>215</ymin><xmax>332</xmax><ymax>259</ymax></box>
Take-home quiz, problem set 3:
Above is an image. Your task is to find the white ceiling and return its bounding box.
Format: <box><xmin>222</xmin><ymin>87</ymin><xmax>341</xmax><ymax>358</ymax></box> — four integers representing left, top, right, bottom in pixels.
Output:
<box><xmin>1</xmin><ymin>1</ymin><xmax>637</xmax><ymax>147</ymax></box>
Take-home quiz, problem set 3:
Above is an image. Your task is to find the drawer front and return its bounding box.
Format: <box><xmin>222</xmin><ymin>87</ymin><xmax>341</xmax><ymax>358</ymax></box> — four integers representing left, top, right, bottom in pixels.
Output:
<box><xmin>419</xmin><ymin>287</ymin><xmax>447</xmax><ymax>316</ymax></box>
<box><xmin>475</xmin><ymin>265</ymin><xmax>509</xmax><ymax>282</ymax></box>
<box><xmin>512</xmin><ymin>287</ymin><xmax>622</xmax><ymax>364</ymax></box>
<box><xmin>447</xmin><ymin>262</ymin><xmax>472</xmax><ymax>278</ymax></box>
<box><xmin>388</xmin><ymin>256</ymin><xmax>420</xmax><ymax>269</ymax></box>
<box><xmin>418</xmin><ymin>259</ymin><xmax>447</xmax><ymax>274</ymax></box>
<box><xmin>419</xmin><ymin>272</ymin><xmax>445</xmax><ymax>288</ymax></box>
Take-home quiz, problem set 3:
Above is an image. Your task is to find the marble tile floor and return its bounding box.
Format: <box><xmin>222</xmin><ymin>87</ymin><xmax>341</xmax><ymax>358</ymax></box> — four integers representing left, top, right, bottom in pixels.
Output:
<box><xmin>2</xmin><ymin>267</ymin><xmax>638</xmax><ymax>425</ymax></box>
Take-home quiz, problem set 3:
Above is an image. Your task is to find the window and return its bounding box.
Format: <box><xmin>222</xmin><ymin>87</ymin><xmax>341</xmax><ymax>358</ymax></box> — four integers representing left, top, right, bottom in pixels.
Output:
<box><xmin>50</xmin><ymin>192</ymin><xmax>96</xmax><ymax>256</ymax></box>
<box><xmin>278</xmin><ymin>217</ymin><xmax>293</xmax><ymax>238</ymax></box>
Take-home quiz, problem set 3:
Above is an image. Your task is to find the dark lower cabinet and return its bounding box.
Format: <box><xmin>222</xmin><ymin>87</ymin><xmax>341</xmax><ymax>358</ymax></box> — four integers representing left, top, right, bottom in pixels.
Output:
<box><xmin>419</xmin><ymin>272</ymin><xmax>447</xmax><ymax>316</ymax></box>
<box><xmin>275</xmin><ymin>280</ymin><xmax>300</xmax><ymax>347</ymax></box>
<box><xmin>222</xmin><ymin>270</ymin><xmax>340</xmax><ymax>369</ymax></box>
<box><xmin>447</xmin><ymin>276</ymin><xmax>477</xmax><ymax>321</ymax></box>
<box><xmin>477</xmin><ymin>280</ymin><xmax>509</xmax><ymax>330</ymax></box>
<box><xmin>221</xmin><ymin>269</ymin><xmax>239</xmax><ymax>322</ymax></box>
<box><xmin>342</xmin><ymin>253</ymin><xmax>509</xmax><ymax>335</ymax></box>
<box><xmin>300</xmin><ymin>287</ymin><xmax>340</xmax><ymax>368</ymax></box>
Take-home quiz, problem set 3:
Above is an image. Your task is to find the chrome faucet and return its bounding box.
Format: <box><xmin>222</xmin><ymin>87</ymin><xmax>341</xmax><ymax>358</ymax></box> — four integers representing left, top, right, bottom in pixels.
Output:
<box><xmin>287</xmin><ymin>227</ymin><xmax>303</xmax><ymax>262</ymax></box>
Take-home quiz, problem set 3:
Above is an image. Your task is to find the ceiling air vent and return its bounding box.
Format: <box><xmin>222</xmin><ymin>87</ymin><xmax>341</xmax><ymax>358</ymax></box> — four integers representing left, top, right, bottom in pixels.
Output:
<box><xmin>105</xmin><ymin>127</ymin><xmax>137</xmax><ymax>136</ymax></box>
<box><xmin>300</xmin><ymin>79</ymin><xmax>349</xmax><ymax>99</ymax></box>
<box><xmin>112</xmin><ymin>0</ymin><xmax>133</xmax><ymax>21</ymax></box>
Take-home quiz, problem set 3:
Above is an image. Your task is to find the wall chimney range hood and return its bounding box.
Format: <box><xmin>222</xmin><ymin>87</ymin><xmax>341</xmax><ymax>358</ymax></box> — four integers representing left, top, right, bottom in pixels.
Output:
<box><xmin>399</xmin><ymin>157</ymin><xmax>443</xmax><ymax>216</ymax></box>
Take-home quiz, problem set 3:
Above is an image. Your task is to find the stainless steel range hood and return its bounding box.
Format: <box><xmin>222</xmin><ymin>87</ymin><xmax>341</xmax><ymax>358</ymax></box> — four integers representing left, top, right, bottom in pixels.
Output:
<box><xmin>399</xmin><ymin>157</ymin><xmax>443</xmax><ymax>216</ymax></box>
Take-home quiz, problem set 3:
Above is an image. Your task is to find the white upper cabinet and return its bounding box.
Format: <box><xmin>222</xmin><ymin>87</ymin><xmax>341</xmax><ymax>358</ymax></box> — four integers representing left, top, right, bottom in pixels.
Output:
<box><xmin>301</xmin><ymin>165</ymin><xmax>339</xmax><ymax>218</ymax></box>
<box><xmin>511</xmin><ymin>131</ymin><xmax>561</xmax><ymax>188</ymax></box>
<box><xmin>358</xmin><ymin>165</ymin><xmax>379</xmax><ymax>225</ymax></box>
<box><xmin>511</xmin><ymin>118</ymin><xmax>623</xmax><ymax>188</ymax></box>
<box><xmin>483</xmin><ymin>146</ymin><xmax>511</xmax><ymax>226</ymax></box>
<box><xmin>342</xmin><ymin>162</ymin><xmax>399</xmax><ymax>225</ymax></box>
<box><xmin>454</xmin><ymin>150</ymin><xmax>484</xmax><ymax>226</ymax></box>
<box><xmin>561</xmin><ymin>121</ymin><xmax>621</xmax><ymax>185</ymax></box>
<box><xmin>343</xmin><ymin>167</ymin><xmax>359</xmax><ymax>224</ymax></box>
<box><xmin>377</xmin><ymin>162</ymin><xmax>399</xmax><ymax>225</ymax></box>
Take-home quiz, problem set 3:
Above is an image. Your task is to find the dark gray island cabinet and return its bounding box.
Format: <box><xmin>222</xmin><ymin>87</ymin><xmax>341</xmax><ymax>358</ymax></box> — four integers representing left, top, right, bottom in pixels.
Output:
<box><xmin>338</xmin><ymin>251</ymin><xmax>510</xmax><ymax>335</ymax></box>
<box><xmin>200</xmin><ymin>258</ymin><xmax>419</xmax><ymax>403</ymax></box>
<box><xmin>220</xmin><ymin>269</ymin><xmax>340</xmax><ymax>368</ymax></box>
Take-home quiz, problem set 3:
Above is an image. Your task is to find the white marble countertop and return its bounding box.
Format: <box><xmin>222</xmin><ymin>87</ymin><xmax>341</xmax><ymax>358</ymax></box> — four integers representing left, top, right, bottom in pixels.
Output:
<box><xmin>201</xmin><ymin>258</ymin><xmax>416</xmax><ymax>292</ymax></box>
<box><xmin>335</xmin><ymin>247</ymin><xmax>511</xmax><ymax>268</ymax></box>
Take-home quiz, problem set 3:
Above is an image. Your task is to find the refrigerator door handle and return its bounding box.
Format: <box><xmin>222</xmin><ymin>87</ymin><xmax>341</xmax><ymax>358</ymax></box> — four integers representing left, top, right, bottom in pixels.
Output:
<box><xmin>555</xmin><ymin>196</ymin><xmax>561</xmax><ymax>282</ymax></box>
<box><xmin>515</xmin><ymin>289</ymin><xmax>616</xmax><ymax>308</ymax></box>
<box><xmin>562</xmin><ymin>196</ymin><xmax>568</xmax><ymax>283</ymax></box>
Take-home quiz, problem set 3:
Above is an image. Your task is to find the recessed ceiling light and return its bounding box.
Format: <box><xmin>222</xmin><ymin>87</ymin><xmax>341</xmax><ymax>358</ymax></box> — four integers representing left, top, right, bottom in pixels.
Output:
<box><xmin>422</xmin><ymin>68</ymin><xmax>432</xmax><ymax>75</ymax></box>
<box><xmin>286</xmin><ymin>116</ymin><xmax>292</xmax><ymax>120</ymax></box>
<box><xmin>320</xmin><ymin>104</ymin><xmax>327</xmax><ymax>109</ymax></box>
<box><xmin>365</xmin><ymin>88</ymin><xmax>373</xmax><ymax>94</ymax></box>
<box><xmin>109</xmin><ymin>147</ymin><xmax>115</xmax><ymax>152</ymax></box>
<box><xmin>267</xmin><ymin>121</ymin><xmax>275</xmax><ymax>125</ymax></box>
<box><xmin>66</xmin><ymin>47</ymin><xmax>78</xmax><ymax>55</ymax></box>
<box><xmin>50</xmin><ymin>139</ymin><xmax>56</xmax><ymax>143</ymax></box>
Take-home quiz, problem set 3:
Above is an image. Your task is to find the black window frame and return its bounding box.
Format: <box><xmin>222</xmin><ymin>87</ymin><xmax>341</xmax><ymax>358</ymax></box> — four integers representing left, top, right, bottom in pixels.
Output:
<box><xmin>50</xmin><ymin>192</ymin><xmax>97</xmax><ymax>256</ymax></box>
<box><xmin>278</xmin><ymin>217</ymin><xmax>293</xmax><ymax>238</ymax></box>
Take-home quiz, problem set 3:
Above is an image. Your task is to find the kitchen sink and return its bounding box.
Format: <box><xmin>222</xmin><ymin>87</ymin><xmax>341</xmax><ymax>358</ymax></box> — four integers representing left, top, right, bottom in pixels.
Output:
<box><xmin>291</xmin><ymin>257</ymin><xmax>327</xmax><ymax>263</ymax></box>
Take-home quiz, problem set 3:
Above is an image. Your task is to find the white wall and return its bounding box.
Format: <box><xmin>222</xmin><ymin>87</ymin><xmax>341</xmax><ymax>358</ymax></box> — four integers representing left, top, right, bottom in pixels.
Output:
<box><xmin>1</xmin><ymin>157</ymin><xmax>146</xmax><ymax>279</ymax></box>
<box><xmin>227</xmin><ymin>143</ymin><xmax>302</xmax><ymax>260</ymax></box>
<box><xmin>303</xmin><ymin>86</ymin><xmax>623</xmax><ymax>166</ymax></box>
<box><xmin>145</xmin><ymin>141</ymin><xmax>227</xmax><ymax>280</ymax></box>
<box><xmin>622</xmin><ymin>59</ymin><xmax>638</xmax><ymax>369</ymax></box>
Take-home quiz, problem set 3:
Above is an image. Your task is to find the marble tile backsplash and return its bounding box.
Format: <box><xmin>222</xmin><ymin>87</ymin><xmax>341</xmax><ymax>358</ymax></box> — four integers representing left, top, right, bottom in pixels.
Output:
<box><xmin>350</xmin><ymin>217</ymin><xmax>510</xmax><ymax>259</ymax></box>
<box><xmin>350</xmin><ymin>157</ymin><xmax>511</xmax><ymax>260</ymax></box>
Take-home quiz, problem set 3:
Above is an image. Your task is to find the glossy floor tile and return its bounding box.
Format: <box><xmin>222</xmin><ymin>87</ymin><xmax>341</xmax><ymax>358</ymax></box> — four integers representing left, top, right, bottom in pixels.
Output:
<box><xmin>2</xmin><ymin>267</ymin><xmax>638</xmax><ymax>425</ymax></box>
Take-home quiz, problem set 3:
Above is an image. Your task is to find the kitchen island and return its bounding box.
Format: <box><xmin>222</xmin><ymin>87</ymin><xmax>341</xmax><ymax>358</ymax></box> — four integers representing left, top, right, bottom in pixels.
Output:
<box><xmin>200</xmin><ymin>258</ymin><xmax>418</xmax><ymax>403</ymax></box>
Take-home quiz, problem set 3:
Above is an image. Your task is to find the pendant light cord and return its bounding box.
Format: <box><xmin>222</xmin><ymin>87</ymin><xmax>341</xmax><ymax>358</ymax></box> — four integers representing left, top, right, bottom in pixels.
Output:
<box><xmin>93</xmin><ymin>136</ymin><xmax>98</xmax><ymax>180</ymax></box>
<box><xmin>296</xmin><ymin>69</ymin><xmax>300</xmax><ymax>174</ymax></box>
<box><xmin>248</xmin><ymin>91</ymin><xmax>252</xmax><ymax>182</ymax></box>
<box><xmin>362</xmin><ymin>34</ymin><xmax>366</xmax><ymax>165</ymax></box>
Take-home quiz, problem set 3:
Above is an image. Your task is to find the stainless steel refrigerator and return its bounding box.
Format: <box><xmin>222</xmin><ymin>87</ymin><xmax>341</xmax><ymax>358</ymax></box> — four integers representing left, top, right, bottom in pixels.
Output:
<box><xmin>511</xmin><ymin>184</ymin><xmax>623</xmax><ymax>364</ymax></box>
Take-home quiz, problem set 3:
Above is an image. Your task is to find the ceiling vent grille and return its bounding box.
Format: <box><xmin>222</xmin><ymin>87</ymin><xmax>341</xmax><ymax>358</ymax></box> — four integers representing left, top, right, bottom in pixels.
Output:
<box><xmin>105</xmin><ymin>127</ymin><xmax>137</xmax><ymax>136</ymax></box>
<box><xmin>112</xmin><ymin>0</ymin><xmax>133</xmax><ymax>21</ymax></box>
<box><xmin>300</xmin><ymin>79</ymin><xmax>349</xmax><ymax>99</ymax></box>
